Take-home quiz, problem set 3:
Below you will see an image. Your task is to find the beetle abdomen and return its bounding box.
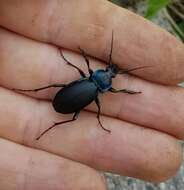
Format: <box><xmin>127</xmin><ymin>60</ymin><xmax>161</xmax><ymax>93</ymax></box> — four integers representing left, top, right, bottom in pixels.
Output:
<box><xmin>52</xmin><ymin>79</ymin><xmax>98</xmax><ymax>114</ymax></box>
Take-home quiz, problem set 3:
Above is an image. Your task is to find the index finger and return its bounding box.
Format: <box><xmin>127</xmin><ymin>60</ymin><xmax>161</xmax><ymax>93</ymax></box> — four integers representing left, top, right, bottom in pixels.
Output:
<box><xmin>0</xmin><ymin>0</ymin><xmax>183</xmax><ymax>85</ymax></box>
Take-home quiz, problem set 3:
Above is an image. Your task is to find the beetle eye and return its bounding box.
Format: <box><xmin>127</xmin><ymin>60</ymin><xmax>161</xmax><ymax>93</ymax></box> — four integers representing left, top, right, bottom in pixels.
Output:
<box><xmin>105</xmin><ymin>66</ymin><xmax>110</xmax><ymax>72</ymax></box>
<box><xmin>112</xmin><ymin>64</ymin><xmax>119</xmax><ymax>74</ymax></box>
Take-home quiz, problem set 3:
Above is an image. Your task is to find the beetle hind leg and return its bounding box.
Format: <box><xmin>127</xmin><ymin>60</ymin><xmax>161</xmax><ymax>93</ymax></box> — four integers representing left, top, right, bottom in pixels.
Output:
<box><xmin>36</xmin><ymin>111</ymin><xmax>80</xmax><ymax>140</ymax></box>
<box><xmin>95</xmin><ymin>97</ymin><xmax>111</xmax><ymax>133</ymax></box>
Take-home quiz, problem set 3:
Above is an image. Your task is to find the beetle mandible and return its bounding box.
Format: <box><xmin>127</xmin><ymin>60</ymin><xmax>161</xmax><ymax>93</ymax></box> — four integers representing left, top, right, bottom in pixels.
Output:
<box><xmin>16</xmin><ymin>32</ymin><xmax>146</xmax><ymax>140</ymax></box>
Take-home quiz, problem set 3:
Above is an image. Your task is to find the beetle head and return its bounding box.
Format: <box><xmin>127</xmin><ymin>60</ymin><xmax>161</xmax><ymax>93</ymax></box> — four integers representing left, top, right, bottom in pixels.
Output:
<box><xmin>105</xmin><ymin>63</ymin><xmax>120</xmax><ymax>78</ymax></box>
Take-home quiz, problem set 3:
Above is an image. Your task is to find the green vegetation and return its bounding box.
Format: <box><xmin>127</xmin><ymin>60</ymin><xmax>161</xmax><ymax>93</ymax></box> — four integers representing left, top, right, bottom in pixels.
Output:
<box><xmin>110</xmin><ymin>0</ymin><xmax>122</xmax><ymax>6</ymax></box>
<box><xmin>109</xmin><ymin>0</ymin><xmax>184</xmax><ymax>42</ymax></box>
<box><xmin>145</xmin><ymin>0</ymin><xmax>171</xmax><ymax>18</ymax></box>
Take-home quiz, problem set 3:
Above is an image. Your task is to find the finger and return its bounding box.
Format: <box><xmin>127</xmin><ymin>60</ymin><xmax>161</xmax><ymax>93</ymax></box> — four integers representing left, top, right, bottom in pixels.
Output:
<box><xmin>0</xmin><ymin>27</ymin><xmax>184</xmax><ymax>139</ymax></box>
<box><xmin>0</xmin><ymin>1</ymin><xmax>184</xmax><ymax>84</ymax></box>
<box><xmin>0</xmin><ymin>138</ymin><xmax>107</xmax><ymax>190</ymax></box>
<box><xmin>0</xmin><ymin>88</ymin><xmax>181</xmax><ymax>182</ymax></box>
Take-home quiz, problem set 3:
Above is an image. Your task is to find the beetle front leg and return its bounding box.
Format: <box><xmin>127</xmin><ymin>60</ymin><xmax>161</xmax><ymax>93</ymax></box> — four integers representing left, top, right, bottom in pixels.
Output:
<box><xmin>78</xmin><ymin>47</ymin><xmax>93</xmax><ymax>76</ymax></box>
<box><xmin>36</xmin><ymin>111</ymin><xmax>80</xmax><ymax>140</ymax></box>
<box><xmin>59</xmin><ymin>49</ymin><xmax>86</xmax><ymax>78</ymax></box>
<box><xmin>109</xmin><ymin>87</ymin><xmax>141</xmax><ymax>94</ymax></box>
<box><xmin>13</xmin><ymin>84</ymin><xmax>67</xmax><ymax>92</ymax></box>
<box><xmin>95</xmin><ymin>97</ymin><xmax>111</xmax><ymax>133</ymax></box>
<box><xmin>108</xmin><ymin>31</ymin><xmax>114</xmax><ymax>66</ymax></box>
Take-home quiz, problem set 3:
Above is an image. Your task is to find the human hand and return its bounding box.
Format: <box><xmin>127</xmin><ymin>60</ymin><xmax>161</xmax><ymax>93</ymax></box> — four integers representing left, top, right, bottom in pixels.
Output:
<box><xmin>0</xmin><ymin>1</ymin><xmax>184</xmax><ymax>189</ymax></box>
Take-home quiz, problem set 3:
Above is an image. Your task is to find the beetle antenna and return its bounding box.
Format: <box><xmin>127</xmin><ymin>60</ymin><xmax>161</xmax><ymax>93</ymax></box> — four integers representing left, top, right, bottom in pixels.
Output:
<box><xmin>108</xmin><ymin>30</ymin><xmax>114</xmax><ymax>66</ymax></box>
<box><xmin>118</xmin><ymin>65</ymin><xmax>153</xmax><ymax>74</ymax></box>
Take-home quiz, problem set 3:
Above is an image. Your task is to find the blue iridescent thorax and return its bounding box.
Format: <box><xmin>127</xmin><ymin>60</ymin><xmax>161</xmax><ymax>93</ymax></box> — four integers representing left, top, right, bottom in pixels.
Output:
<box><xmin>91</xmin><ymin>69</ymin><xmax>112</xmax><ymax>93</ymax></box>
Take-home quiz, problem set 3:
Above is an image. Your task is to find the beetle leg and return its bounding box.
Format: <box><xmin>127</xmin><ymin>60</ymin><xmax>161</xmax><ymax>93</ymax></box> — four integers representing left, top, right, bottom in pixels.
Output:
<box><xmin>59</xmin><ymin>49</ymin><xmax>86</xmax><ymax>78</ymax></box>
<box><xmin>108</xmin><ymin>31</ymin><xmax>114</xmax><ymax>66</ymax></box>
<box><xmin>109</xmin><ymin>87</ymin><xmax>141</xmax><ymax>94</ymax></box>
<box><xmin>36</xmin><ymin>111</ymin><xmax>80</xmax><ymax>140</ymax></box>
<box><xmin>78</xmin><ymin>47</ymin><xmax>93</xmax><ymax>76</ymax></box>
<box><xmin>95</xmin><ymin>97</ymin><xmax>111</xmax><ymax>133</ymax></box>
<box><xmin>13</xmin><ymin>84</ymin><xmax>66</xmax><ymax>92</ymax></box>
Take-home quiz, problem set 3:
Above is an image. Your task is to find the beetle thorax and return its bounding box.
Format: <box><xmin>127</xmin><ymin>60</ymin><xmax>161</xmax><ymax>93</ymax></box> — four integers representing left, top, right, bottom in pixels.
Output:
<box><xmin>91</xmin><ymin>69</ymin><xmax>112</xmax><ymax>93</ymax></box>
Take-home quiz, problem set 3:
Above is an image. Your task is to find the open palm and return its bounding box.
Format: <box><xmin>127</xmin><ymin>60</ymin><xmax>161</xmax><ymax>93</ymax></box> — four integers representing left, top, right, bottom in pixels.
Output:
<box><xmin>0</xmin><ymin>1</ymin><xmax>184</xmax><ymax>190</ymax></box>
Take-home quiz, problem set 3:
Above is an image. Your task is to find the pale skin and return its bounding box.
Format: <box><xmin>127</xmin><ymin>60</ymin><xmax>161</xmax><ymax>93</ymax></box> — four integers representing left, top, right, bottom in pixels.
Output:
<box><xmin>0</xmin><ymin>0</ymin><xmax>184</xmax><ymax>189</ymax></box>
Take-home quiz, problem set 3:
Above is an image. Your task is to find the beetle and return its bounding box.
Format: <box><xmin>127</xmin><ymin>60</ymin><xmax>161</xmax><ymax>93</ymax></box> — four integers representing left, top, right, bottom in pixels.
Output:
<box><xmin>16</xmin><ymin>33</ymin><xmax>146</xmax><ymax>140</ymax></box>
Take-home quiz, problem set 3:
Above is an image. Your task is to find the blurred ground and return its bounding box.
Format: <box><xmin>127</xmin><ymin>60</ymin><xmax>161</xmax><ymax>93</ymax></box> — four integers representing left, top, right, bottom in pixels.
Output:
<box><xmin>106</xmin><ymin>1</ymin><xmax>184</xmax><ymax>189</ymax></box>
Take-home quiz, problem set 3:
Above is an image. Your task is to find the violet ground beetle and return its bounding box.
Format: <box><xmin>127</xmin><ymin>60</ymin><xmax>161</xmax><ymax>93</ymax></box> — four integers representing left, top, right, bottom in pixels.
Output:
<box><xmin>15</xmin><ymin>32</ymin><xmax>148</xmax><ymax>140</ymax></box>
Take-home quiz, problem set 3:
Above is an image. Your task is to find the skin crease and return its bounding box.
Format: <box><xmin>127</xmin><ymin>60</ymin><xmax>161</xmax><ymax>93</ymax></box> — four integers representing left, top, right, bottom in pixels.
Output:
<box><xmin>0</xmin><ymin>0</ymin><xmax>184</xmax><ymax>189</ymax></box>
